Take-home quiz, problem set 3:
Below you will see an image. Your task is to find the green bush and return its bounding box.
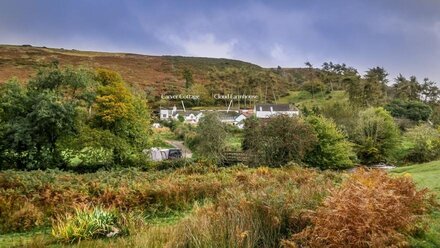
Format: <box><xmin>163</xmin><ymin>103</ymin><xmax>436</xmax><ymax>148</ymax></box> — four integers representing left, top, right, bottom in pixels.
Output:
<box><xmin>243</xmin><ymin>115</ymin><xmax>318</xmax><ymax>166</ymax></box>
<box><xmin>0</xmin><ymin>67</ymin><xmax>152</xmax><ymax>170</ymax></box>
<box><xmin>402</xmin><ymin>124</ymin><xmax>440</xmax><ymax>163</ymax></box>
<box><xmin>320</xmin><ymin>101</ymin><xmax>359</xmax><ymax>136</ymax></box>
<box><xmin>62</xmin><ymin>147</ymin><xmax>113</xmax><ymax>168</ymax></box>
<box><xmin>385</xmin><ymin>99</ymin><xmax>432</xmax><ymax>122</ymax></box>
<box><xmin>192</xmin><ymin>113</ymin><xmax>227</xmax><ymax>163</ymax></box>
<box><xmin>52</xmin><ymin>207</ymin><xmax>128</xmax><ymax>243</ymax></box>
<box><xmin>354</xmin><ymin>107</ymin><xmax>400</xmax><ymax>164</ymax></box>
<box><xmin>304</xmin><ymin>115</ymin><xmax>355</xmax><ymax>169</ymax></box>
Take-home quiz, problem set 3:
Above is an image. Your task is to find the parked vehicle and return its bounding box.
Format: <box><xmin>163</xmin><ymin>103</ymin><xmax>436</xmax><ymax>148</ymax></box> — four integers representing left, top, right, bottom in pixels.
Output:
<box><xmin>144</xmin><ymin>147</ymin><xmax>182</xmax><ymax>161</ymax></box>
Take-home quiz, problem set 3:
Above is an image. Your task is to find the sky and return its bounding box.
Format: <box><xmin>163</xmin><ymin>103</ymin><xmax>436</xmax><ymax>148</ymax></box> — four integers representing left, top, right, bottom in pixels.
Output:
<box><xmin>1</xmin><ymin>0</ymin><xmax>440</xmax><ymax>82</ymax></box>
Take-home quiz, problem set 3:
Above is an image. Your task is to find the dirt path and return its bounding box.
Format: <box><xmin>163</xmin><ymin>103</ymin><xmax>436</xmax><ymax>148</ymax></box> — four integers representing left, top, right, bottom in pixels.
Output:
<box><xmin>165</xmin><ymin>140</ymin><xmax>193</xmax><ymax>158</ymax></box>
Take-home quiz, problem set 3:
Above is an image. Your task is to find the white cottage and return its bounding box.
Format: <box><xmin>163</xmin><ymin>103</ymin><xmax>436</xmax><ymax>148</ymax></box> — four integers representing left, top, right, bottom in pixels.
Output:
<box><xmin>159</xmin><ymin>106</ymin><xmax>204</xmax><ymax>124</ymax></box>
<box><xmin>254</xmin><ymin>104</ymin><xmax>299</xmax><ymax>118</ymax></box>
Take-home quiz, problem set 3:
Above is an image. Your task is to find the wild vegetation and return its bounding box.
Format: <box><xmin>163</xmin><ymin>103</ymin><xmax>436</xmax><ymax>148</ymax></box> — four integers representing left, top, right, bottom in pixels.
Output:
<box><xmin>1</xmin><ymin>46</ymin><xmax>440</xmax><ymax>247</ymax></box>
<box><xmin>0</xmin><ymin>66</ymin><xmax>150</xmax><ymax>170</ymax></box>
<box><xmin>1</xmin><ymin>165</ymin><xmax>438</xmax><ymax>247</ymax></box>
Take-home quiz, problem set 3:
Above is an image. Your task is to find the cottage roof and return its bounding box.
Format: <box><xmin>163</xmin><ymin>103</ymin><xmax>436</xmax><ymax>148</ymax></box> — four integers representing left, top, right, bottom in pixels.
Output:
<box><xmin>255</xmin><ymin>104</ymin><xmax>293</xmax><ymax>112</ymax></box>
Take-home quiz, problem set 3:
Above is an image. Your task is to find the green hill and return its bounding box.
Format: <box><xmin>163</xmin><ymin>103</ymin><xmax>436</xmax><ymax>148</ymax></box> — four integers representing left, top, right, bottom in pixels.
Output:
<box><xmin>278</xmin><ymin>90</ymin><xmax>349</xmax><ymax>108</ymax></box>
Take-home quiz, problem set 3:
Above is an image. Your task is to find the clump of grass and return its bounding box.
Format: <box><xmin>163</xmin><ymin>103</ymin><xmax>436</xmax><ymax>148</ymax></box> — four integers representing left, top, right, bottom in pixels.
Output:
<box><xmin>167</xmin><ymin>166</ymin><xmax>337</xmax><ymax>248</ymax></box>
<box><xmin>0</xmin><ymin>201</ymin><xmax>44</xmax><ymax>232</ymax></box>
<box><xmin>51</xmin><ymin>207</ymin><xmax>127</xmax><ymax>243</ymax></box>
<box><xmin>288</xmin><ymin>169</ymin><xmax>438</xmax><ymax>247</ymax></box>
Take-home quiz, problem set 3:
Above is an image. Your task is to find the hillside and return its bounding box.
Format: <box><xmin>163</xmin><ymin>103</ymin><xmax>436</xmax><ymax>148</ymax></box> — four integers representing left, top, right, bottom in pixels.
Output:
<box><xmin>0</xmin><ymin>44</ymin><xmax>264</xmax><ymax>90</ymax></box>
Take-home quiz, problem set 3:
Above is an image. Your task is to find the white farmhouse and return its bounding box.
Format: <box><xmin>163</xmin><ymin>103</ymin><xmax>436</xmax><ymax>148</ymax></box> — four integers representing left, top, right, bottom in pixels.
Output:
<box><xmin>159</xmin><ymin>106</ymin><xmax>204</xmax><ymax>124</ymax></box>
<box><xmin>254</xmin><ymin>104</ymin><xmax>299</xmax><ymax>118</ymax></box>
<box><xmin>217</xmin><ymin>111</ymin><xmax>247</xmax><ymax>128</ymax></box>
<box><xmin>179</xmin><ymin>111</ymin><xmax>204</xmax><ymax>124</ymax></box>
<box><xmin>159</xmin><ymin>106</ymin><xmax>178</xmax><ymax>120</ymax></box>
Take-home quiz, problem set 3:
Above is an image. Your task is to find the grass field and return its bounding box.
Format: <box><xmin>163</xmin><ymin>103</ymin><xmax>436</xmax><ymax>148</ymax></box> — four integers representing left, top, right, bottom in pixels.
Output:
<box><xmin>391</xmin><ymin>160</ymin><xmax>440</xmax><ymax>247</ymax></box>
<box><xmin>278</xmin><ymin>90</ymin><xmax>348</xmax><ymax>108</ymax></box>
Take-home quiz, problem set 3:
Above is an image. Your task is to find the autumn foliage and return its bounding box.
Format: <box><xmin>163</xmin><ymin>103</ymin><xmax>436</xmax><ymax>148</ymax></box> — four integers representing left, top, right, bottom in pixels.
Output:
<box><xmin>289</xmin><ymin>169</ymin><xmax>437</xmax><ymax>248</ymax></box>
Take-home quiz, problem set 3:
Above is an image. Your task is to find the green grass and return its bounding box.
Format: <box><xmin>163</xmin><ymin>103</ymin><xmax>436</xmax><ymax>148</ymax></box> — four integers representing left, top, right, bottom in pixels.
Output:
<box><xmin>391</xmin><ymin>160</ymin><xmax>440</xmax><ymax>196</ymax></box>
<box><xmin>0</xmin><ymin>228</ymin><xmax>51</xmax><ymax>248</ymax></box>
<box><xmin>151</xmin><ymin>129</ymin><xmax>176</xmax><ymax>148</ymax></box>
<box><xmin>0</xmin><ymin>208</ymin><xmax>193</xmax><ymax>248</ymax></box>
<box><xmin>391</xmin><ymin>160</ymin><xmax>440</xmax><ymax>247</ymax></box>
<box><xmin>278</xmin><ymin>90</ymin><xmax>348</xmax><ymax>108</ymax></box>
<box><xmin>225</xmin><ymin>133</ymin><xmax>243</xmax><ymax>151</ymax></box>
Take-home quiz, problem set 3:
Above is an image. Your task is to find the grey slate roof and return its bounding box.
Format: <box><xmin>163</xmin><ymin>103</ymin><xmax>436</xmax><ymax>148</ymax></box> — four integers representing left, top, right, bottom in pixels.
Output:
<box><xmin>255</xmin><ymin>104</ymin><xmax>292</xmax><ymax>111</ymax></box>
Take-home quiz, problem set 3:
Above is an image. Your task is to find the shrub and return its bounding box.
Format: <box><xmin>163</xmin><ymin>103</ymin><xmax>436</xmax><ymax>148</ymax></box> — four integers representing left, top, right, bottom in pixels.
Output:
<box><xmin>243</xmin><ymin>115</ymin><xmax>318</xmax><ymax>166</ymax></box>
<box><xmin>289</xmin><ymin>169</ymin><xmax>437</xmax><ymax>247</ymax></box>
<box><xmin>148</xmin><ymin>158</ymin><xmax>194</xmax><ymax>171</ymax></box>
<box><xmin>52</xmin><ymin>207</ymin><xmax>127</xmax><ymax>243</ymax></box>
<box><xmin>354</xmin><ymin>107</ymin><xmax>400</xmax><ymax>164</ymax></box>
<box><xmin>385</xmin><ymin>99</ymin><xmax>432</xmax><ymax>122</ymax></box>
<box><xmin>304</xmin><ymin>115</ymin><xmax>355</xmax><ymax>169</ymax></box>
<box><xmin>302</xmin><ymin>79</ymin><xmax>325</xmax><ymax>95</ymax></box>
<box><xmin>320</xmin><ymin>101</ymin><xmax>359</xmax><ymax>136</ymax></box>
<box><xmin>191</xmin><ymin>112</ymin><xmax>227</xmax><ymax>163</ymax></box>
<box><xmin>0</xmin><ymin>167</ymin><xmax>230</xmax><ymax>232</ymax></box>
<box><xmin>403</xmin><ymin>124</ymin><xmax>440</xmax><ymax>163</ymax></box>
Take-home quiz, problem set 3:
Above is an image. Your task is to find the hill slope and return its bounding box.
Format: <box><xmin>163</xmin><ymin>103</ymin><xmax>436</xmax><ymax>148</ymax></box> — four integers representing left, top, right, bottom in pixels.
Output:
<box><xmin>0</xmin><ymin>44</ymin><xmax>261</xmax><ymax>90</ymax></box>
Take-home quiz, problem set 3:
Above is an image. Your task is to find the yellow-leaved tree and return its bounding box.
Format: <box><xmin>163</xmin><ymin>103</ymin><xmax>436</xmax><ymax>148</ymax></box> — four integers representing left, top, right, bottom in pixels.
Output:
<box><xmin>94</xmin><ymin>69</ymin><xmax>150</xmax><ymax>164</ymax></box>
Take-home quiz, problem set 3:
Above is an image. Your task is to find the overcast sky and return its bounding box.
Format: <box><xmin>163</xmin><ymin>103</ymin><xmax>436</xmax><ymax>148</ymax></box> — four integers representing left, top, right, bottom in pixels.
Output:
<box><xmin>1</xmin><ymin>0</ymin><xmax>440</xmax><ymax>82</ymax></box>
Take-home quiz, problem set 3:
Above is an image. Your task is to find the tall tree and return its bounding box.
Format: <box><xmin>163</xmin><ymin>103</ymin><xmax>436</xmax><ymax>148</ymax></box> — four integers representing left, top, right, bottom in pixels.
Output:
<box><xmin>420</xmin><ymin>78</ymin><xmax>439</xmax><ymax>103</ymax></box>
<box><xmin>192</xmin><ymin>112</ymin><xmax>226</xmax><ymax>163</ymax></box>
<box><xmin>346</xmin><ymin>67</ymin><xmax>388</xmax><ymax>107</ymax></box>
<box><xmin>393</xmin><ymin>74</ymin><xmax>421</xmax><ymax>101</ymax></box>
<box><xmin>183</xmin><ymin>68</ymin><xmax>194</xmax><ymax>89</ymax></box>
<box><xmin>0</xmin><ymin>79</ymin><xmax>76</xmax><ymax>169</ymax></box>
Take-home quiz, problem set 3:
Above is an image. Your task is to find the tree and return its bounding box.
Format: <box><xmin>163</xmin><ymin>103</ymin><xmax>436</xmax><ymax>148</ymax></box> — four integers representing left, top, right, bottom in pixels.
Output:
<box><xmin>362</xmin><ymin>67</ymin><xmax>388</xmax><ymax>106</ymax></box>
<box><xmin>243</xmin><ymin>115</ymin><xmax>318</xmax><ymax>166</ymax></box>
<box><xmin>346</xmin><ymin>67</ymin><xmax>387</xmax><ymax>107</ymax></box>
<box><xmin>420</xmin><ymin>78</ymin><xmax>440</xmax><ymax>104</ymax></box>
<box><xmin>0</xmin><ymin>67</ymin><xmax>151</xmax><ymax>170</ymax></box>
<box><xmin>183</xmin><ymin>68</ymin><xmax>194</xmax><ymax>89</ymax></box>
<box><xmin>95</xmin><ymin>68</ymin><xmax>123</xmax><ymax>85</ymax></box>
<box><xmin>354</xmin><ymin>107</ymin><xmax>400</xmax><ymax>164</ymax></box>
<box><xmin>385</xmin><ymin>99</ymin><xmax>432</xmax><ymax>122</ymax></box>
<box><xmin>192</xmin><ymin>112</ymin><xmax>226</xmax><ymax>163</ymax></box>
<box><xmin>242</xmin><ymin>116</ymin><xmax>260</xmax><ymax>151</ymax></box>
<box><xmin>304</xmin><ymin>115</ymin><xmax>355</xmax><ymax>169</ymax></box>
<box><xmin>393</xmin><ymin>75</ymin><xmax>421</xmax><ymax>101</ymax></box>
<box><xmin>187</xmin><ymin>83</ymin><xmax>214</xmax><ymax>106</ymax></box>
<box><xmin>431</xmin><ymin>104</ymin><xmax>440</xmax><ymax>126</ymax></box>
<box><xmin>320</xmin><ymin>101</ymin><xmax>359</xmax><ymax>136</ymax></box>
<box><xmin>302</xmin><ymin>79</ymin><xmax>325</xmax><ymax>96</ymax></box>
<box><xmin>320</xmin><ymin>62</ymin><xmax>358</xmax><ymax>91</ymax></box>
<box><xmin>95</xmin><ymin>82</ymin><xmax>134</xmax><ymax>129</ymax></box>
<box><xmin>94</xmin><ymin>70</ymin><xmax>150</xmax><ymax>164</ymax></box>
<box><xmin>0</xmin><ymin>80</ymin><xmax>76</xmax><ymax>169</ymax></box>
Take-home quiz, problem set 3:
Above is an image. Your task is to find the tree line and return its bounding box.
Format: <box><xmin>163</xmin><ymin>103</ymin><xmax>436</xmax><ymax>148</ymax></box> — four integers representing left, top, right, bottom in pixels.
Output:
<box><xmin>0</xmin><ymin>66</ymin><xmax>150</xmax><ymax>170</ymax></box>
